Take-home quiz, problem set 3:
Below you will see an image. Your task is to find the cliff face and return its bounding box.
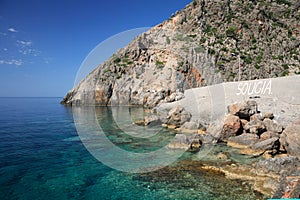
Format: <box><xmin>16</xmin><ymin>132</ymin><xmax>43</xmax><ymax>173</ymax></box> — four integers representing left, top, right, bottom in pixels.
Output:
<box><xmin>62</xmin><ymin>0</ymin><xmax>300</xmax><ymax>106</ymax></box>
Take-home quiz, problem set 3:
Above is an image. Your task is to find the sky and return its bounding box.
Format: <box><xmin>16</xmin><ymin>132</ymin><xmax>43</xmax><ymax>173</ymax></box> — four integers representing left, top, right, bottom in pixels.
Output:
<box><xmin>0</xmin><ymin>0</ymin><xmax>191</xmax><ymax>97</ymax></box>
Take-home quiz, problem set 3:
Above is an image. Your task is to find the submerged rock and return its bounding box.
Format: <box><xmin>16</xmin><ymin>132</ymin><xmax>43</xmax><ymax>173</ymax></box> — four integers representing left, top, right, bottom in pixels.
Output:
<box><xmin>255</xmin><ymin>156</ymin><xmax>299</xmax><ymax>175</ymax></box>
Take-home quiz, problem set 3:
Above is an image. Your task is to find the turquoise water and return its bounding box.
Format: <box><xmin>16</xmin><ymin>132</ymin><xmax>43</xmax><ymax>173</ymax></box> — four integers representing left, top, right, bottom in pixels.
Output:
<box><xmin>0</xmin><ymin>98</ymin><xmax>265</xmax><ymax>199</ymax></box>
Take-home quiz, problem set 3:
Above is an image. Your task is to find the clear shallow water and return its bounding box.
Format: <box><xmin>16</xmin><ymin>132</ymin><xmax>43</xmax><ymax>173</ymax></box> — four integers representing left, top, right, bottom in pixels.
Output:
<box><xmin>0</xmin><ymin>98</ymin><xmax>265</xmax><ymax>200</ymax></box>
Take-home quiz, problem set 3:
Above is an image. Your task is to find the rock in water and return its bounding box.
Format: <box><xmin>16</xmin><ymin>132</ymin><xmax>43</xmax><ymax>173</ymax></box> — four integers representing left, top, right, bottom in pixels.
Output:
<box><xmin>168</xmin><ymin>134</ymin><xmax>201</xmax><ymax>152</ymax></box>
<box><xmin>144</xmin><ymin>115</ymin><xmax>161</xmax><ymax>127</ymax></box>
<box><xmin>167</xmin><ymin>106</ymin><xmax>191</xmax><ymax>128</ymax></box>
<box><xmin>227</xmin><ymin>133</ymin><xmax>259</xmax><ymax>149</ymax></box>
<box><xmin>250</xmin><ymin>137</ymin><xmax>279</xmax><ymax>152</ymax></box>
<box><xmin>178</xmin><ymin>120</ymin><xmax>206</xmax><ymax>133</ymax></box>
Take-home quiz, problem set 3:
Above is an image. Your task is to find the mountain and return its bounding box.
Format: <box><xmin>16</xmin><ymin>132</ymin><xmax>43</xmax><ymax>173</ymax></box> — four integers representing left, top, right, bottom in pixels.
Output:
<box><xmin>61</xmin><ymin>0</ymin><xmax>300</xmax><ymax>106</ymax></box>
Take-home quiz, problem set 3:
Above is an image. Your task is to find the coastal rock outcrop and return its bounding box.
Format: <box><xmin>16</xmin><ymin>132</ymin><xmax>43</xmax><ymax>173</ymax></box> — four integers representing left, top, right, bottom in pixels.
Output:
<box><xmin>228</xmin><ymin>100</ymin><xmax>258</xmax><ymax>119</ymax></box>
<box><xmin>227</xmin><ymin>133</ymin><xmax>259</xmax><ymax>149</ymax></box>
<box><xmin>220</xmin><ymin>114</ymin><xmax>242</xmax><ymax>141</ymax></box>
<box><xmin>166</xmin><ymin>106</ymin><xmax>192</xmax><ymax>128</ymax></box>
<box><xmin>177</xmin><ymin>120</ymin><xmax>206</xmax><ymax>134</ymax></box>
<box><xmin>168</xmin><ymin>133</ymin><xmax>201</xmax><ymax>152</ymax></box>
<box><xmin>215</xmin><ymin>100</ymin><xmax>290</xmax><ymax>157</ymax></box>
<box><xmin>144</xmin><ymin>115</ymin><xmax>161</xmax><ymax>127</ymax></box>
<box><xmin>62</xmin><ymin>0</ymin><xmax>300</xmax><ymax>106</ymax></box>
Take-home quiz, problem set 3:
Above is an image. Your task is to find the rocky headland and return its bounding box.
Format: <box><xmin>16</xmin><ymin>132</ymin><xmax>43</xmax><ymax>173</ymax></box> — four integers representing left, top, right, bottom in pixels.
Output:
<box><xmin>62</xmin><ymin>0</ymin><xmax>300</xmax><ymax>198</ymax></box>
<box><xmin>62</xmin><ymin>0</ymin><xmax>300</xmax><ymax>107</ymax></box>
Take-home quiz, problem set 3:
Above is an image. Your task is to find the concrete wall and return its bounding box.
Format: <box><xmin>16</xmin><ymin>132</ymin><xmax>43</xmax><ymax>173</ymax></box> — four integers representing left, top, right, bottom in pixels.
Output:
<box><xmin>158</xmin><ymin>75</ymin><xmax>300</xmax><ymax>127</ymax></box>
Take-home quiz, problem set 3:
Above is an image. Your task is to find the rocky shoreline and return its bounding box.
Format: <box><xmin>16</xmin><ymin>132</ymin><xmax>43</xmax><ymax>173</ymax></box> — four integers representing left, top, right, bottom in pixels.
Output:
<box><xmin>138</xmin><ymin>99</ymin><xmax>300</xmax><ymax>198</ymax></box>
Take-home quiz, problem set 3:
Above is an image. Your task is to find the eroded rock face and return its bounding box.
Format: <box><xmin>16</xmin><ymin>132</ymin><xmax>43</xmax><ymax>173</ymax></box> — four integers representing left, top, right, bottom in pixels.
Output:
<box><xmin>280</xmin><ymin>119</ymin><xmax>300</xmax><ymax>159</ymax></box>
<box><xmin>62</xmin><ymin>0</ymin><xmax>300</xmax><ymax>106</ymax></box>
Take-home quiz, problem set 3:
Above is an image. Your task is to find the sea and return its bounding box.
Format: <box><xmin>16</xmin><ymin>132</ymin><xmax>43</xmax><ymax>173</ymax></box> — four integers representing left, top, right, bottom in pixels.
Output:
<box><xmin>0</xmin><ymin>97</ymin><xmax>265</xmax><ymax>200</ymax></box>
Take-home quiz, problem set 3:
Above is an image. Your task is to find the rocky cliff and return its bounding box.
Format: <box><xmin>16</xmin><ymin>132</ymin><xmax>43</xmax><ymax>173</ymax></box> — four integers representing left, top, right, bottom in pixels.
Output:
<box><xmin>62</xmin><ymin>0</ymin><xmax>300</xmax><ymax>106</ymax></box>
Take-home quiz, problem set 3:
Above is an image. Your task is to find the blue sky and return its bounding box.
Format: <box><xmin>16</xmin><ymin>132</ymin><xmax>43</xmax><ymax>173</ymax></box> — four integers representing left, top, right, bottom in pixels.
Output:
<box><xmin>0</xmin><ymin>0</ymin><xmax>191</xmax><ymax>97</ymax></box>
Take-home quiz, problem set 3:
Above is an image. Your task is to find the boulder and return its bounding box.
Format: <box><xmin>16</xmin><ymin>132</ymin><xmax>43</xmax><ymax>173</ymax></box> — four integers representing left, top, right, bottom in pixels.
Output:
<box><xmin>260</xmin><ymin>131</ymin><xmax>278</xmax><ymax>140</ymax></box>
<box><xmin>255</xmin><ymin>156</ymin><xmax>299</xmax><ymax>175</ymax></box>
<box><xmin>180</xmin><ymin>121</ymin><xmax>199</xmax><ymax>130</ymax></box>
<box><xmin>168</xmin><ymin>133</ymin><xmax>201</xmax><ymax>152</ymax></box>
<box><xmin>179</xmin><ymin>120</ymin><xmax>206</xmax><ymax>133</ymax></box>
<box><xmin>227</xmin><ymin>133</ymin><xmax>259</xmax><ymax>149</ymax></box>
<box><xmin>280</xmin><ymin>120</ymin><xmax>300</xmax><ymax>159</ymax></box>
<box><xmin>167</xmin><ymin>106</ymin><xmax>191</xmax><ymax>128</ymax></box>
<box><xmin>250</xmin><ymin>113</ymin><xmax>264</xmax><ymax>121</ymax></box>
<box><xmin>244</xmin><ymin>119</ymin><xmax>266</xmax><ymax>135</ymax></box>
<box><xmin>198</xmin><ymin>133</ymin><xmax>218</xmax><ymax>144</ymax></box>
<box><xmin>227</xmin><ymin>100</ymin><xmax>258</xmax><ymax>119</ymax></box>
<box><xmin>144</xmin><ymin>115</ymin><xmax>161</xmax><ymax>127</ymax></box>
<box><xmin>205</xmin><ymin>122</ymin><xmax>223</xmax><ymax>143</ymax></box>
<box><xmin>250</xmin><ymin>137</ymin><xmax>279</xmax><ymax>153</ymax></box>
<box><xmin>221</xmin><ymin>114</ymin><xmax>242</xmax><ymax>140</ymax></box>
<box><xmin>263</xmin><ymin>118</ymin><xmax>283</xmax><ymax>133</ymax></box>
